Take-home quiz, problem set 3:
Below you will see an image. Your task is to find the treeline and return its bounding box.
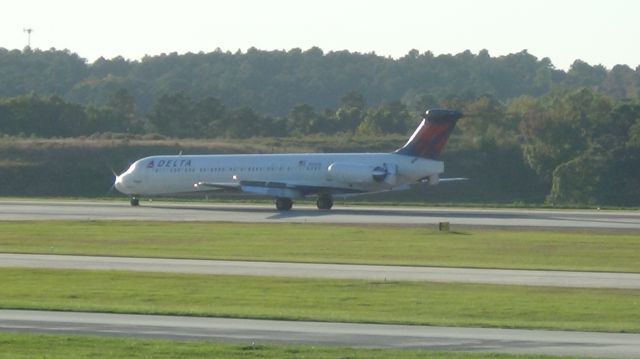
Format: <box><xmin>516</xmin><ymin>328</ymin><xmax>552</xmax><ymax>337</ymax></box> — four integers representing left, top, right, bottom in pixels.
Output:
<box><xmin>0</xmin><ymin>89</ymin><xmax>422</xmax><ymax>138</ymax></box>
<box><xmin>1</xmin><ymin>88</ymin><xmax>639</xmax><ymax>206</ymax></box>
<box><xmin>1</xmin><ymin>47</ymin><xmax>639</xmax><ymax>116</ymax></box>
<box><xmin>0</xmin><ymin>90</ymin><xmax>413</xmax><ymax>138</ymax></box>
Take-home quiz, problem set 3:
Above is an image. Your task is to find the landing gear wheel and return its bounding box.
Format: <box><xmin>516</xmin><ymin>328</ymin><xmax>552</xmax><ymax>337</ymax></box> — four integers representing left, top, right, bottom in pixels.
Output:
<box><xmin>316</xmin><ymin>195</ymin><xmax>333</xmax><ymax>210</ymax></box>
<box><xmin>275</xmin><ymin>197</ymin><xmax>293</xmax><ymax>211</ymax></box>
<box><xmin>130</xmin><ymin>196</ymin><xmax>140</xmax><ymax>206</ymax></box>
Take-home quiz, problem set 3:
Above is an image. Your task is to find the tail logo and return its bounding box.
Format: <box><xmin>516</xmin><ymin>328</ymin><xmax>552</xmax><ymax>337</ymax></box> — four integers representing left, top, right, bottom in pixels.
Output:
<box><xmin>395</xmin><ymin>109</ymin><xmax>463</xmax><ymax>160</ymax></box>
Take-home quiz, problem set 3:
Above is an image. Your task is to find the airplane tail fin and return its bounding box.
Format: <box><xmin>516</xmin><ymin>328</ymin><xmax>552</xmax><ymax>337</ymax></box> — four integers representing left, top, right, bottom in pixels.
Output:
<box><xmin>394</xmin><ymin>109</ymin><xmax>463</xmax><ymax>160</ymax></box>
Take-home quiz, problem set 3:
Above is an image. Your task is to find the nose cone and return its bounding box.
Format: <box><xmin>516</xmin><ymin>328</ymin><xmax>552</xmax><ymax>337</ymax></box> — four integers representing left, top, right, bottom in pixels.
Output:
<box><xmin>114</xmin><ymin>174</ymin><xmax>127</xmax><ymax>194</ymax></box>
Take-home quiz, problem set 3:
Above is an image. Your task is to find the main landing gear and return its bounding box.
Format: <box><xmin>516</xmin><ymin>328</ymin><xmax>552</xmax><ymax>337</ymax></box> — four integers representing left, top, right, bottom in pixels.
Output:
<box><xmin>316</xmin><ymin>195</ymin><xmax>333</xmax><ymax>210</ymax></box>
<box><xmin>275</xmin><ymin>195</ymin><xmax>334</xmax><ymax>211</ymax></box>
<box><xmin>130</xmin><ymin>196</ymin><xmax>140</xmax><ymax>206</ymax></box>
<box><xmin>275</xmin><ymin>197</ymin><xmax>293</xmax><ymax>211</ymax></box>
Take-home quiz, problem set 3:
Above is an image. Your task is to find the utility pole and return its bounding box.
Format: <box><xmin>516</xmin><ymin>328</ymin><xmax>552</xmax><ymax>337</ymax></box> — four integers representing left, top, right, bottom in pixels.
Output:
<box><xmin>23</xmin><ymin>28</ymin><xmax>33</xmax><ymax>48</ymax></box>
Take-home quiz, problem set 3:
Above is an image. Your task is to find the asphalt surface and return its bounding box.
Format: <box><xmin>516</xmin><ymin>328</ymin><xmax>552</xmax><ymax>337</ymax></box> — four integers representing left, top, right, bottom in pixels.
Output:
<box><xmin>1</xmin><ymin>199</ymin><xmax>640</xmax><ymax>230</ymax></box>
<box><xmin>2</xmin><ymin>310</ymin><xmax>639</xmax><ymax>358</ymax></box>
<box><xmin>2</xmin><ymin>253</ymin><xmax>640</xmax><ymax>289</ymax></box>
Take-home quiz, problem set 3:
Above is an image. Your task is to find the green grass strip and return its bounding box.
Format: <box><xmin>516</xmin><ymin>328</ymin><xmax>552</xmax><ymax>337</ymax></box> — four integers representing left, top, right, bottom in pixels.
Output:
<box><xmin>1</xmin><ymin>221</ymin><xmax>640</xmax><ymax>272</ymax></box>
<box><xmin>0</xmin><ymin>332</ymin><xmax>595</xmax><ymax>359</ymax></box>
<box><xmin>1</xmin><ymin>268</ymin><xmax>639</xmax><ymax>333</ymax></box>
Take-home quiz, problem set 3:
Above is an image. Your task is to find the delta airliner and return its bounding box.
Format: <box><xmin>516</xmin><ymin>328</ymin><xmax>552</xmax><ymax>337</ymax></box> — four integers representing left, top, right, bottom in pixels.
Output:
<box><xmin>115</xmin><ymin>109</ymin><xmax>464</xmax><ymax>210</ymax></box>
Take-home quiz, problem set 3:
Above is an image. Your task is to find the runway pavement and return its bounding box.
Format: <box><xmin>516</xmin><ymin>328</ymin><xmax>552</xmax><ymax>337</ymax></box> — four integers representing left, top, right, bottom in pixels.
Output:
<box><xmin>2</xmin><ymin>253</ymin><xmax>640</xmax><ymax>289</ymax></box>
<box><xmin>1</xmin><ymin>199</ymin><xmax>640</xmax><ymax>230</ymax></box>
<box><xmin>2</xmin><ymin>310</ymin><xmax>639</xmax><ymax>358</ymax></box>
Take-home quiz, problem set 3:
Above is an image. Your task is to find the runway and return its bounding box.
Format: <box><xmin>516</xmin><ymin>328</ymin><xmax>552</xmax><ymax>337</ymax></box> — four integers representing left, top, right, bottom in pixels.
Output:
<box><xmin>2</xmin><ymin>253</ymin><xmax>640</xmax><ymax>289</ymax></box>
<box><xmin>1</xmin><ymin>199</ymin><xmax>640</xmax><ymax>230</ymax></box>
<box><xmin>1</xmin><ymin>310</ymin><xmax>639</xmax><ymax>358</ymax></box>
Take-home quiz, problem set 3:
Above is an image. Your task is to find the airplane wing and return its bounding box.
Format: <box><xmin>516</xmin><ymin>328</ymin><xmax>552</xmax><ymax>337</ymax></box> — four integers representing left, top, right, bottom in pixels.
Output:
<box><xmin>195</xmin><ymin>177</ymin><xmax>464</xmax><ymax>199</ymax></box>
<box><xmin>194</xmin><ymin>180</ymin><xmax>363</xmax><ymax>198</ymax></box>
<box><xmin>194</xmin><ymin>182</ymin><xmax>241</xmax><ymax>190</ymax></box>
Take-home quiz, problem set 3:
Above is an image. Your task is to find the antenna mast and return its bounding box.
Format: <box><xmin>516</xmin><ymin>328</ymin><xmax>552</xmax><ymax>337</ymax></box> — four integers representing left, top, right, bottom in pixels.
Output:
<box><xmin>23</xmin><ymin>28</ymin><xmax>33</xmax><ymax>48</ymax></box>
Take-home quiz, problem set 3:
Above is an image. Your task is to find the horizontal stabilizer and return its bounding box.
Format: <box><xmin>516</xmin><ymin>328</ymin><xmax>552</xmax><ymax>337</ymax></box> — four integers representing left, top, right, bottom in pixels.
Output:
<box><xmin>420</xmin><ymin>174</ymin><xmax>469</xmax><ymax>186</ymax></box>
<box><xmin>420</xmin><ymin>177</ymin><xmax>469</xmax><ymax>183</ymax></box>
<box><xmin>437</xmin><ymin>177</ymin><xmax>469</xmax><ymax>182</ymax></box>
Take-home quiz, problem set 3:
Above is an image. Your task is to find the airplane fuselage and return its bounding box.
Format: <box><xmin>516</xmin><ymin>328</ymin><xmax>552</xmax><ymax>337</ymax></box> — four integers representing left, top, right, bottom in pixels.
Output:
<box><xmin>115</xmin><ymin>152</ymin><xmax>443</xmax><ymax>197</ymax></box>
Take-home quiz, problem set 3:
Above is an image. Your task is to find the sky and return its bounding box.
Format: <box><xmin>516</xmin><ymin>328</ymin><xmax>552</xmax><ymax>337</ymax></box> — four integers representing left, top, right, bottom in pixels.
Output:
<box><xmin>2</xmin><ymin>0</ymin><xmax>639</xmax><ymax>70</ymax></box>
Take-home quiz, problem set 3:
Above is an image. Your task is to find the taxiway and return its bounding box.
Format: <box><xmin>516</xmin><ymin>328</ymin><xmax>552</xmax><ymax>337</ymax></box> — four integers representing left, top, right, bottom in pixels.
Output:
<box><xmin>2</xmin><ymin>253</ymin><xmax>639</xmax><ymax>289</ymax></box>
<box><xmin>2</xmin><ymin>310</ymin><xmax>639</xmax><ymax>358</ymax></box>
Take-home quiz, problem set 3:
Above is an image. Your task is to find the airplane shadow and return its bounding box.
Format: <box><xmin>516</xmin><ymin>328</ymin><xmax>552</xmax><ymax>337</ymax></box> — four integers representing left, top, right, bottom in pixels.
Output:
<box><xmin>140</xmin><ymin>203</ymin><xmax>640</xmax><ymax>228</ymax></box>
<box><xmin>143</xmin><ymin>203</ymin><xmax>540</xmax><ymax>220</ymax></box>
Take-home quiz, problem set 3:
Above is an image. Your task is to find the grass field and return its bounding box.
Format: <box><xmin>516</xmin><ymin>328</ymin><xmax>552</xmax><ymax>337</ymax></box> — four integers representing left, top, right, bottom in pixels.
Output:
<box><xmin>0</xmin><ymin>332</ymin><xmax>596</xmax><ymax>359</ymax></box>
<box><xmin>1</xmin><ymin>221</ymin><xmax>639</xmax><ymax>272</ymax></box>
<box><xmin>1</xmin><ymin>268</ymin><xmax>638</xmax><ymax>333</ymax></box>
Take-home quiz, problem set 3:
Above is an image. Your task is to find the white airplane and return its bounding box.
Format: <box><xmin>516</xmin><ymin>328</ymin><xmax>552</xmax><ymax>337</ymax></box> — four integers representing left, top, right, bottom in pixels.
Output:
<box><xmin>115</xmin><ymin>109</ymin><xmax>464</xmax><ymax>210</ymax></box>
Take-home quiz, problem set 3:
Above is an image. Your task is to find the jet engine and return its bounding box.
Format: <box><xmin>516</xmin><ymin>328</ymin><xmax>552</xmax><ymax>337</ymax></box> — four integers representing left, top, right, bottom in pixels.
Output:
<box><xmin>421</xmin><ymin>174</ymin><xmax>439</xmax><ymax>185</ymax></box>
<box><xmin>327</xmin><ymin>163</ymin><xmax>397</xmax><ymax>185</ymax></box>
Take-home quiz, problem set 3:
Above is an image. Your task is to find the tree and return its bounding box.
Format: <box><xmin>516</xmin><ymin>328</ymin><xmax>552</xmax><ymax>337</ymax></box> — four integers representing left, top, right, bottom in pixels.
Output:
<box><xmin>547</xmin><ymin>146</ymin><xmax>609</xmax><ymax>205</ymax></box>
<box><xmin>458</xmin><ymin>95</ymin><xmax>509</xmax><ymax>145</ymax></box>
<box><xmin>519</xmin><ymin>88</ymin><xmax>613</xmax><ymax>180</ymax></box>
<box><xmin>601</xmin><ymin>65</ymin><xmax>638</xmax><ymax>99</ymax></box>
<box><xmin>564</xmin><ymin>60</ymin><xmax>607</xmax><ymax>88</ymax></box>
<box><xmin>287</xmin><ymin>104</ymin><xmax>318</xmax><ymax>135</ymax></box>
<box><xmin>193</xmin><ymin>97</ymin><xmax>227</xmax><ymax>137</ymax></box>
<box><xmin>357</xmin><ymin>101</ymin><xmax>409</xmax><ymax>135</ymax></box>
<box><xmin>334</xmin><ymin>91</ymin><xmax>366</xmax><ymax>132</ymax></box>
<box><xmin>628</xmin><ymin>118</ymin><xmax>640</xmax><ymax>148</ymax></box>
<box><xmin>106</xmin><ymin>89</ymin><xmax>140</xmax><ymax>133</ymax></box>
<box><xmin>223</xmin><ymin>107</ymin><xmax>259</xmax><ymax>138</ymax></box>
<box><xmin>148</xmin><ymin>93</ymin><xmax>194</xmax><ymax>137</ymax></box>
